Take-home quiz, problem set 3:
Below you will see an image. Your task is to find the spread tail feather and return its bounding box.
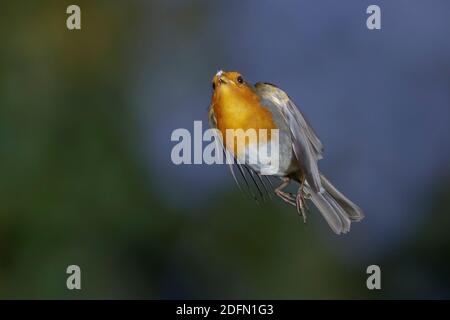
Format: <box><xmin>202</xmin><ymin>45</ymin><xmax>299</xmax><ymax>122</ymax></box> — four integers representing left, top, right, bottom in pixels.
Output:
<box><xmin>304</xmin><ymin>174</ymin><xmax>364</xmax><ymax>234</ymax></box>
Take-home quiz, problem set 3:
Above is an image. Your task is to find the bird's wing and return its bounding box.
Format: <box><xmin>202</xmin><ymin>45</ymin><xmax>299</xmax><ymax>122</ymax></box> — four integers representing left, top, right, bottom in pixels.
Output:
<box><xmin>254</xmin><ymin>82</ymin><xmax>324</xmax><ymax>192</ymax></box>
<box><xmin>208</xmin><ymin>104</ymin><xmax>274</xmax><ymax>202</ymax></box>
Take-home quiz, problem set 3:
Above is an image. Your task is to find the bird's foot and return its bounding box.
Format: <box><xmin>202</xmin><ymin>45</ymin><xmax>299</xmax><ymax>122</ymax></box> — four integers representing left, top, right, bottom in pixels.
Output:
<box><xmin>296</xmin><ymin>191</ymin><xmax>309</xmax><ymax>223</ymax></box>
<box><xmin>275</xmin><ymin>190</ymin><xmax>296</xmax><ymax>207</ymax></box>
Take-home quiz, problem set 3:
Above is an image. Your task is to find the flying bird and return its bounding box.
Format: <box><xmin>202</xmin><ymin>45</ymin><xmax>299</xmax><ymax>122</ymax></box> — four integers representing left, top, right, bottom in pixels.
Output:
<box><xmin>208</xmin><ymin>70</ymin><xmax>364</xmax><ymax>234</ymax></box>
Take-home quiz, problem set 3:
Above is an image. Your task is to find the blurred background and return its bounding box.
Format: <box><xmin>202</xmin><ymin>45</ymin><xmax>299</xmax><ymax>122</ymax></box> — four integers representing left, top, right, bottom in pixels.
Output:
<box><xmin>1</xmin><ymin>0</ymin><xmax>450</xmax><ymax>299</ymax></box>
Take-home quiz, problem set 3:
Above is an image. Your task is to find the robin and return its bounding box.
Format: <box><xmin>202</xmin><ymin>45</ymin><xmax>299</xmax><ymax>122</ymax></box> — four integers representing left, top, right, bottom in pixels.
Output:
<box><xmin>208</xmin><ymin>70</ymin><xmax>364</xmax><ymax>234</ymax></box>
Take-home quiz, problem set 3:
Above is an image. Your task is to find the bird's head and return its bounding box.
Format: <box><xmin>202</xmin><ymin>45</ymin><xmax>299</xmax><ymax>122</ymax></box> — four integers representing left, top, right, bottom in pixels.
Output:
<box><xmin>211</xmin><ymin>70</ymin><xmax>250</xmax><ymax>99</ymax></box>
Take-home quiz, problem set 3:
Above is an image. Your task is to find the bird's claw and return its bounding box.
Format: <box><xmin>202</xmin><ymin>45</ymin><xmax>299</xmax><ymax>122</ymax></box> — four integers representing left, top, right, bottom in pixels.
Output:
<box><xmin>302</xmin><ymin>191</ymin><xmax>311</xmax><ymax>200</ymax></box>
<box><xmin>296</xmin><ymin>192</ymin><xmax>309</xmax><ymax>223</ymax></box>
<box><xmin>275</xmin><ymin>190</ymin><xmax>296</xmax><ymax>207</ymax></box>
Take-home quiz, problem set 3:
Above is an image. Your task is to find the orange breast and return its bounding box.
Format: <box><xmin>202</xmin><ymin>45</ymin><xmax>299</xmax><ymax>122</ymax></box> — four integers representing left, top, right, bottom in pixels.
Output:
<box><xmin>212</xmin><ymin>86</ymin><xmax>277</xmax><ymax>156</ymax></box>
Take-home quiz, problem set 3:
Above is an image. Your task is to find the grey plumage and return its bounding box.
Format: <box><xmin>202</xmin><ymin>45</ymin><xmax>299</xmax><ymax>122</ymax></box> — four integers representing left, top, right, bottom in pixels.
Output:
<box><xmin>254</xmin><ymin>82</ymin><xmax>323</xmax><ymax>192</ymax></box>
<box><xmin>304</xmin><ymin>175</ymin><xmax>364</xmax><ymax>234</ymax></box>
<box><xmin>253</xmin><ymin>82</ymin><xmax>364</xmax><ymax>234</ymax></box>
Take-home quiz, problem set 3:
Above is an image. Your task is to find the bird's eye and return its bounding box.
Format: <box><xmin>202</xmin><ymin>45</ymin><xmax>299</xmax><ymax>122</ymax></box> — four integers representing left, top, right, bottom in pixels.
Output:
<box><xmin>212</xmin><ymin>82</ymin><xmax>216</xmax><ymax>90</ymax></box>
<box><xmin>237</xmin><ymin>76</ymin><xmax>244</xmax><ymax>84</ymax></box>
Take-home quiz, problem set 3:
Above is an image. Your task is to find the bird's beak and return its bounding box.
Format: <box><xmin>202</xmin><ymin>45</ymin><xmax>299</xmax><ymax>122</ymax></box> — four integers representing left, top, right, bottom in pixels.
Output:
<box><xmin>215</xmin><ymin>70</ymin><xmax>228</xmax><ymax>86</ymax></box>
<box><xmin>218</xmin><ymin>77</ymin><xmax>227</xmax><ymax>85</ymax></box>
